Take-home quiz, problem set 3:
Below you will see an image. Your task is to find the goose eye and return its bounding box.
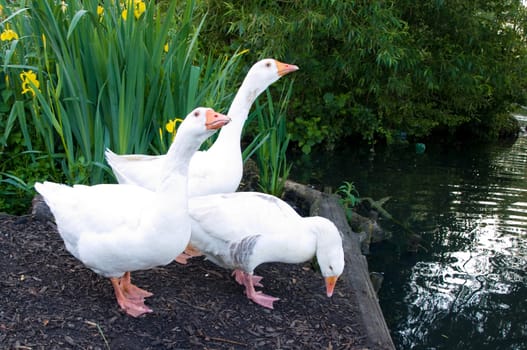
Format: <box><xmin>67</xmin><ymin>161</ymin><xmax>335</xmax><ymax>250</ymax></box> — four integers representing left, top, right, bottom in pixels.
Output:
<box><xmin>265</xmin><ymin>62</ymin><xmax>271</xmax><ymax>68</ymax></box>
<box><xmin>193</xmin><ymin>111</ymin><xmax>200</xmax><ymax>117</ymax></box>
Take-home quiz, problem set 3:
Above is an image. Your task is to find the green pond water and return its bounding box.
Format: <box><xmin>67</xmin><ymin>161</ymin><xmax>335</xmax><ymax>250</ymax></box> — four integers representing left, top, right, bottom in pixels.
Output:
<box><xmin>290</xmin><ymin>115</ymin><xmax>527</xmax><ymax>349</ymax></box>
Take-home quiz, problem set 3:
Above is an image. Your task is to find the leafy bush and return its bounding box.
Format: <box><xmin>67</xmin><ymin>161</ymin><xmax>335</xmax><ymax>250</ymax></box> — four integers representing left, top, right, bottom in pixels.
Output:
<box><xmin>195</xmin><ymin>0</ymin><xmax>527</xmax><ymax>151</ymax></box>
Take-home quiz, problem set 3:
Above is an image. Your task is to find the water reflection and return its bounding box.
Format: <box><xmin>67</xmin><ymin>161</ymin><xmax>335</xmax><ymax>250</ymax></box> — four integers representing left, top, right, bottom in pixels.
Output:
<box><xmin>403</xmin><ymin>220</ymin><xmax>526</xmax><ymax>349</ymax></box>
<box><xmin>384</xmin><ymin>132</ymin><xmax>527</xmax><ymax>349</ymax></box>
<box><xmin>290</xmin><ymin>117</ymin><xmax>527</xmax><ymax>349</ymax></box>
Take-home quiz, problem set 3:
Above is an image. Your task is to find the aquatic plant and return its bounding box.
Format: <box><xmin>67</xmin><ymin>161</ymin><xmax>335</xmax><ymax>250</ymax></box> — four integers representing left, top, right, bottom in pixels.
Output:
<box><xmin>336</xmin><ymin>181</ymin><xmax>360</xmax><ymax>221</ymax></box>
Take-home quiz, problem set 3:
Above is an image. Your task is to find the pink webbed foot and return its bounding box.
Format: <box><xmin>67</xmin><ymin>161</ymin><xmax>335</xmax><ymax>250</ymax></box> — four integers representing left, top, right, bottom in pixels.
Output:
<box><xmin>117</xmin><ymin>297</ymin><xmax>153</xmax><ymax>317</ymax></box>
<box><xmin>111</xmin><ymin>277</ymin><xmax>153</xmax><ymax>317</ymax></box>
<box><xmin>235</xmin><ymin>270</ymin><xmax>279</xmax><ymax>309</ymax></box>
<box><xmin>247</xmin><ymin>291</ymin><xmax>280</xmax><ymax>309</ymax></box>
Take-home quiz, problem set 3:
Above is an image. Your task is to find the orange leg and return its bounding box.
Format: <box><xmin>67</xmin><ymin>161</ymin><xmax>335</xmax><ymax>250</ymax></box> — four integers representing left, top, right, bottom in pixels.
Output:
<box><xmin>175</xmin><ymin>252</ymin><xmax>193</xmax><ymax>265</ymax></box>
<box><xmin>110</xmin><ymin>276</ymin><xmax>152</xmax><ymax>317</ymax></box>
<box><xmin>184</xmin><ymin>243</ymin><xmax>202</xmax><ymax>257</ymax></box>
<box><xmin>120</xmin><ymin>271</ymin><xmax>153</xmax><ymax>300</ymax></box>
<box><xmin>232</xmin><ymin>269</ymin><xmax>263</xmax><ymax>287</ymax></box>
<box><xmin>175</xmin><ymin>243</ymin><xmax>203</xmax><ymax>265</ymax></box>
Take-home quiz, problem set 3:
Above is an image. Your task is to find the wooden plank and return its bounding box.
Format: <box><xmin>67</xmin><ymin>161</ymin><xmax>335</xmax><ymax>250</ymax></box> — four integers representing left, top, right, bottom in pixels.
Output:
<box><xmin>284</xmin><ymin>180</ymin><xmax>396</xmax><ymax>350</ymax></box>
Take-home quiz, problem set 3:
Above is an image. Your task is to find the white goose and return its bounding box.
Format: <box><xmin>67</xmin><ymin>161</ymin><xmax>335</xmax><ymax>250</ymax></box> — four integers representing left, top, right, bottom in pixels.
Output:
<box><xmin>34</xmin><ymin>108</ymin><xmax>230</xmax><ymax>317</ymax></box>
<box><xmin>188</xmin><ymin>192</ymin><xmax>345</xmax><ymax>309</ymax></box>
<box><xmin>106</xmin><ymin>58</ymin><xmax>298</xmax><ymax>263</ymax></box>
<box><xmin>105</xmin><ymin>58</ymin><xmax>299</xmax><ymax>196</ymax></box>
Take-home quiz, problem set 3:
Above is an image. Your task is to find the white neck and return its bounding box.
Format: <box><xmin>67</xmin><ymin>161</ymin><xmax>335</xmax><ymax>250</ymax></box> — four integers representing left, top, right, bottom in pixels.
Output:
<box><xmin>208</xmin><ymin>75</ymin><xmax>263</xmax><ymax>154</ymax></box>
<box><xmin>306</xmin><ymin>217</ymin><xmax>341</xmax><ymax>249</ymax></box>
<box><xmin>157</xmin><ymin>130</ymin><xmax>202</xmax><ymax>195</ymax></box>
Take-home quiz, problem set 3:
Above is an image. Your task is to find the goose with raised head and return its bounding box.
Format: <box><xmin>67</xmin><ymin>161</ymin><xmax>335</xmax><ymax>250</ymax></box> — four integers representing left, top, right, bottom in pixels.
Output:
<box><xmin>105</xmin><ymin>58</ymin><xmax>299</xmax><ymax>195</ymax></box>
<box><xmin>188</xmin><ymin>191</ymin><xmax>345</xmax><ymax>309</ymax></box>
<box><xmin>34</xmin><ymin>108</ymin><xmax>230</xmax><ymax>317</ymax></box>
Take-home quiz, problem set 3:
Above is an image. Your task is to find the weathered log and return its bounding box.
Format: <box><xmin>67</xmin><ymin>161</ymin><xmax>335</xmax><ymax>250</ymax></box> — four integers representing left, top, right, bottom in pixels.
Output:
<box><xmin>284</xmin><ymin>180</ymin><xmax>396</xmax><ymax>350</ymax></box>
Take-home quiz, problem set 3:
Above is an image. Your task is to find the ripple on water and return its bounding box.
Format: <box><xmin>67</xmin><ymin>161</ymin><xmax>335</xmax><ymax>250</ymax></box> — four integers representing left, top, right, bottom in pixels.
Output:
<box><xmin>386</xmin><ymin>128</ymin><xmax>527</xmax><ymax>349</ymax></box>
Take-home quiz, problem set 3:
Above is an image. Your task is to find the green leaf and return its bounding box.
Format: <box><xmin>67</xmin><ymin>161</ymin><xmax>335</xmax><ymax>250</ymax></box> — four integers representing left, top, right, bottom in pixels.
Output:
<box><xmin>67</xmin><ymin>9</ymin><xmax>89</xmax><ymax>41</ymax></box>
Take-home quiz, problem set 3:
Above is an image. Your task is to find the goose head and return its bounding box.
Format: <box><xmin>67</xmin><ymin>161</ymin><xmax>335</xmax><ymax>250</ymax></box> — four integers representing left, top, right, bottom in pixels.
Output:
<box><xmin>177</xmin><ymin>107</ymin><xmax>231</xmax><ymax>141</ymax></box>
<box><xmin>243</xmin><ymin>58</ymin><xmax>299</xmax><ymax>97</ymax></box>
<box><xmin>312</xmin><ymin>217</ymin><xmax>345</xmax><ymax>297</ymax></box>
<box><xmin>160</xmin><ymin>107</ymin><xmax>231</xmax><ymax>184</ymax></box>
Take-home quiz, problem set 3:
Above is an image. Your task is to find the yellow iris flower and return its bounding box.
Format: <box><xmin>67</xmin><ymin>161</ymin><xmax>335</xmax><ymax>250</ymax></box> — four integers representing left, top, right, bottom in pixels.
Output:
<box><xmin>165</xmin><ymin>118</ymin><xmax>183</xmax><ymax>134</ymax></box>
<box><xmin>133</xmin><ymin>0</ymin><xmax>146</xmax><ymax>18</ymax></box>
<box><xmin>20</xmin><ymin>70</ymin><xmax>40</xmax><ymax>97</ymax></box>
<box><xmin>159</xmin><ymin>118</ymin><xmax>183</xmax><ymax>142</ymax></box>
<box><xmin>1</xmin><ymin>28</ymin><xmax>19</xmax><ymax>41</ymax></box>
<box><xmin>121</xmin><ymin>0</ymin><xmax>146</xmax><ymax>20</ymax></box>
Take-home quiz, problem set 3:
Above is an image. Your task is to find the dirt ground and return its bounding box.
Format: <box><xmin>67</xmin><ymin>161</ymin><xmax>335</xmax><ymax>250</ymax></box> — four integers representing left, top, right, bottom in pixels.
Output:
<box><xmin>0</xmin><ymin>212</ymin><xmax>370</xmax><ymax>350</ymax></box>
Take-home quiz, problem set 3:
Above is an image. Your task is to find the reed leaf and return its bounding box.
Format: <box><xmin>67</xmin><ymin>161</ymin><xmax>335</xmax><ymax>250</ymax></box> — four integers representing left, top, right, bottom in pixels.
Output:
<box><xmin>3</xmin><ymin>0</ymin><xmax>241</xmax><ymax>185</ymax></box>
<box><xmin>253</xmin><ymin>81</ymin><xmax>294</xmax><ymax>196</ymax></box>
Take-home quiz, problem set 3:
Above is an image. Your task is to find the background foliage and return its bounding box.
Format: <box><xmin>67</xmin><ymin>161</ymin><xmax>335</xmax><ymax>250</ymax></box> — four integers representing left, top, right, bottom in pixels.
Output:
<box><xmin>0</xmin><ymin>0</ymin><xmax>242</xmax><ymax>213</ymax></box>
<box><xmin>195</xmin><ymin>0</ymin><xmax>527</xmax><ymax>151</ymax></box>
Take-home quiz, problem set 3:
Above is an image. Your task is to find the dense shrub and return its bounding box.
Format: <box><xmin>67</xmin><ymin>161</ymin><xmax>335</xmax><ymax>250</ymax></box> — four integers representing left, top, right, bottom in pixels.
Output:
<box><xmin>195</xmin><ymin>0</ymin><xmax>527</xmax><ymax>152</ymax></box>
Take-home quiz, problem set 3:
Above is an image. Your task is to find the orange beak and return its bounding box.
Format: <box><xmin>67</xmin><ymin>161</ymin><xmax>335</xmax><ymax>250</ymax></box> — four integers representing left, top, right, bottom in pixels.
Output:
<box><xmin>325</xmin><ymin>276</ymin><xmax>339</xmax><ymax>297</ymax></box>
<box><xmin>205</xmin><ymin>109</ymin><xmax>231</xmax><ymax>130</ymax></box>
<box><xmin>275</xmin><ymin>60</ymin><xmax>299</xmax><ymax>76</ymax></box>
